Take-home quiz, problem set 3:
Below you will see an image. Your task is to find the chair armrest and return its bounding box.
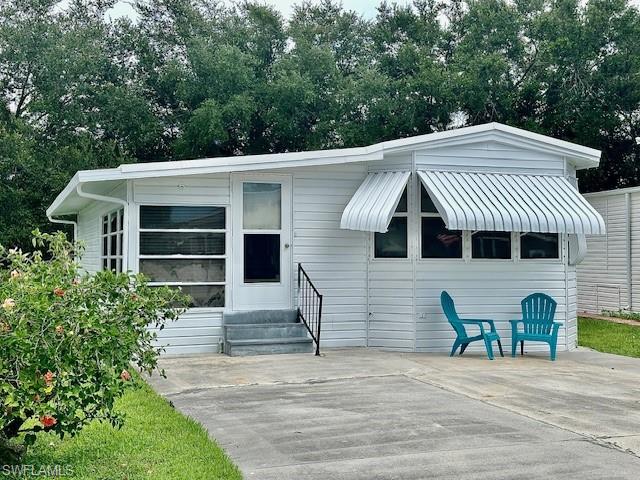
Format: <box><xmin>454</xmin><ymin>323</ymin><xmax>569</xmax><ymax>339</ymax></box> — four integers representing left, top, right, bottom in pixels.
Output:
<box><xmin>459</xmin><ymin>319</ymin><xmax>487</xmax><ymax>334</ymax></box>
<box><xmin>509</xmin><ymin>319</ymin><xmax>523</xmax><ymax>325</ymax></box>
<box><xmin>462</xmin><ymin>318</ymin><xmax>497</xmax><ymax>332</ymax></box>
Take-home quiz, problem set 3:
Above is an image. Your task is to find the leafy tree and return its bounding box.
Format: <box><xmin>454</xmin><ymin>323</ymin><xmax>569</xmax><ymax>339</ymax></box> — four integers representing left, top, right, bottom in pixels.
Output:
<box><xmin>1</xmin><ymin>0</ymin><xmax>640</xmax><ymax>249</ymax></box>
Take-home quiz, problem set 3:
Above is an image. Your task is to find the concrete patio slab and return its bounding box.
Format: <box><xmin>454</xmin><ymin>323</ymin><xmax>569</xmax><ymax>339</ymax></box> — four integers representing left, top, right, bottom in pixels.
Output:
<box><xmin>148</xmin><ymin>348</ymin><xmax>640</xmax><ymax>479</ymax></box>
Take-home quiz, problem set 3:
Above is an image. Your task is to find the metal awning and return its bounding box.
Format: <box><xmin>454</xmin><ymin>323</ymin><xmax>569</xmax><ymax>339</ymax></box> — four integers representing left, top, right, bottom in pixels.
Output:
<box><xmin>417</xmin><ymin>170</ymin><xmax>606</xmax><ymax>235</ymax></box>
<box><xmin>340</xmin><ymin>171</ymin><xmax>411</xmax><ymax>233</ymax></box>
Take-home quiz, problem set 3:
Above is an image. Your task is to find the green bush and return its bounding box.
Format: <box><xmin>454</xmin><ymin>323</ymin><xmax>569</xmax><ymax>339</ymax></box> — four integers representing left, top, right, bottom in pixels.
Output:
<box><xmin>0</xmin><ymin>231</ymin><xmax>188</xmax><ymax>462</ymax></box>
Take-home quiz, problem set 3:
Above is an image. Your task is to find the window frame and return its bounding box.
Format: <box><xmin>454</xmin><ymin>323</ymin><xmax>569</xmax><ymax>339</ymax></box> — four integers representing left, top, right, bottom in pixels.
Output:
<box><xmin>518</xmin><ymin>232</ymin><xmax>562</xmax><ymax>262</ymax></box>
<box><xmin>371</xmin><ymin>186</ymin><xmax>410</xmax><ymax>261</ymax></box>
<box><xmin>101</xmin><ymin>208</ymin><xmax>124</xmax><ymax>272</ymax></box>
<box><xmin>137</xmin><ymin>204</ymin><xmax>228</xmax><ymax>309</ymax></box>
<box><xmin>418</xmin><ymin>184</ymin><xmax>465</xmax><ymax>262</ymax></box>
<box><xmin>470</xmin><ymin>230</ymin><xmax>516</xmax><ymax>262</ymax></box>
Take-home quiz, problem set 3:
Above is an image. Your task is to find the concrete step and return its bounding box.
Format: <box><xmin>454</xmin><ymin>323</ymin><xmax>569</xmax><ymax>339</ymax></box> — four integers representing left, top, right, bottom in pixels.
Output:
<box><xmin>223</xmin><ymin>309</ymin><xmax>298</xmax><ymax>325</ymax></box>
<box><xmin>225</xmin><ymin>323</ymin><xmax>309</xmax><ymax>341</ymax></box>
<box><xmin>224</xmin><ymin>337</ymin><xmax>314</xmax><ymax>356</ymax></box>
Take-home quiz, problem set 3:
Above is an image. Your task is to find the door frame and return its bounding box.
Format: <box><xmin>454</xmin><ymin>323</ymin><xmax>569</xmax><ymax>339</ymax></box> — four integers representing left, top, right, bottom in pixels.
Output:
<box><xmin>230</xmin><ymin>173</ymin><xmax>293</xmax><ymax>311</ymax></box>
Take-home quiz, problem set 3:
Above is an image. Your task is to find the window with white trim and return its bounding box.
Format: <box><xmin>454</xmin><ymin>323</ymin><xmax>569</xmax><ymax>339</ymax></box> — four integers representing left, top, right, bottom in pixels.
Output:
<box><xmin>138</xmin><ymin>206</ymin><xmax>226</xmax><ymax>308</ymax></box>
<box><xmin>520</xmin><ymin>232</ymin><xmax>559</xmax><ymax>259</ymax></box>
<box><xmin>420</xmin><ymin>185</ymin><xmax>462</xmax><ymax>259</ymax></box>
<box><xmin>101</xmin><ymin>209</ymin><xmax>124</xmax><ymax>272</ymax></box>
<box><xmin>374</xmin><ymin>188</ymin><xmax>408</xmax><ymax>258</ymax></box>
<box><xmin>472</xmin><ymin>231</ymin><xmax>512</xmax><ymax>259</ymax></box>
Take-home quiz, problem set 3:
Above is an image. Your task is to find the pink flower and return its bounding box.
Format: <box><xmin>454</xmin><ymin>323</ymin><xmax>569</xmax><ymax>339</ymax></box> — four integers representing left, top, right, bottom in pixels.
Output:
<box><xmin>43</xmin><ymin>370</ymin><xmax>55</xmax><ymax>386</ymax></box>
<box><xmin>120</xmin><ymin>369</ymin><xmax>131</xmax><ymax>381</ymax></box>
<box><xmin>53</xmin><ymin>288</ymin><xmax>65</xmax><ymax>297</ymax></box>
<box><xmin>40</xmin><ymin>415</ymin><xmax>57</xmax><ymax>428</ymax></box>
<box><xmin>2</xmin><ymin>298</ymin><xmax>15</xmax><ymax>310</ymax></box>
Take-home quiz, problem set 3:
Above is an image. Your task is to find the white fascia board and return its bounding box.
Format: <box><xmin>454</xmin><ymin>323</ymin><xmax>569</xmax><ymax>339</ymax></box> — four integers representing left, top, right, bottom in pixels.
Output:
<box><xmin>46</xmin><ymin>172</ymin><xmax>80</xmax><ymax>217</ymax></box>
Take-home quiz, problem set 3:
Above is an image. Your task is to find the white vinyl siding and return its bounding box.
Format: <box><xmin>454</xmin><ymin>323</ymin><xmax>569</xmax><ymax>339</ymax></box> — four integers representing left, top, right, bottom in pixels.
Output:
<box><xmin>577</xmin><ymin>191</ymin><xmax>632</xmax><ymax>313</ymax></box>
<box><xmin>289</xmin><ymin>164</ymin><xmax>369</xmax><ymax>348</ymax></box>
<box><xmin>415</xmin><ymin>140</ymin><xmax>565</xmax><ymax>175</ymax></box>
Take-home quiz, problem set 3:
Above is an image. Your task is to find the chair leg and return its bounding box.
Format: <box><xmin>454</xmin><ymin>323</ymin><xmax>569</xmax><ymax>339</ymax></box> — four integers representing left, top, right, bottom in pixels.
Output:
<box><xmin>549</xmin><ymin>340</ymin><xmax>557</xmax><ymax>361</ymax></box>
<box><xmin>511</xmin><ymin>338</ymin><xmax>517</xmax><ymax>357</ymax></box>
<box><xmin>459</xmin><ymin>343</ymin><xmax>469</xmax><ymax>355</ymax></box>
<box><xmin>520</xmin><ymin>341</ymin><xmax>524</xmax><ymax>356</ymax></box>
<box><xmin>497</xmin><ymin>340</ymin><xmax>504</xmax><ymax>357</ymax></box>
<box><xmin>483</xmin><ymin>336</ymin><xmax>495</xmax><ymax>360</ymax></box>
<box><xmin>450</xmin><ymin>339</ymin><xmax>461</xmax><ymax>357</ymax></box>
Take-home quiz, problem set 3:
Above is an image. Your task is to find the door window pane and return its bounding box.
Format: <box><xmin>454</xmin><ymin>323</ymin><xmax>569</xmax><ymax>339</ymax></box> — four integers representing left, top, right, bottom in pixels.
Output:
<box><xmin>374</xmin><ymin>217</ymin><xmax>408</xmax><ymax>258</ymax></box>
<box><xmin>140</xmin><ymin>232</ymin><xmax>225</xmax><ymax>255</ymax></box>
<box><xmin>243</xmin><ymin>183</ymin><xmax>281</xmax><ymax>229</ymax></box>
<box><xmin>140</xmin><ymin>259</ymin><xmax>225</xmax><ymax>282</ymax></box>
<box><xmin>521</xmin><ymin>233</ymin><xmax>559</xmax><ymax>259</ymax></box>
<box><xmin>244</xmin><ymin>234</ymin><xmax>280</xmax><ymax>283</ymax></box>
<box><xmin>176</xmin><ymin>285</ymin><xmax>225</xmax><ymax>307</ymax></box>
<box><xmin>140</xmin><ymin>206</ymin><xmax>225</xmax><ymax>229</ymax></box>
<box><xmin>421</xmin><ymin>186</ymin><xmax>439</xmax><ymax>213</ymax></box>
<box><xmin>421</xmin><ymin>217</ymin><xmax>462</xmax><ymax>258</ymax></box>
<box><xmin>472</xmin><ymin>231</ymin><xmax>512</xmax><ymax>259</ymax></box>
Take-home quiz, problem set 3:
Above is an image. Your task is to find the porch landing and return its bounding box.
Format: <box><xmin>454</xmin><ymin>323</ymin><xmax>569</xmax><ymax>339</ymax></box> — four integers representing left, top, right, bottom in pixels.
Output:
<box><xmin>148</xmin><ymin>348</ymin><xmax>640</xmax><ymax>479</ymax></box>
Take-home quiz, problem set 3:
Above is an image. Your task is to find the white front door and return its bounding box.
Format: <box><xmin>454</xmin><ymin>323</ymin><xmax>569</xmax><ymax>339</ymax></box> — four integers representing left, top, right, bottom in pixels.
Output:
<box><xmin>232</xmin><ymin>174</ymin><xmax>292</xmax><ymax>310</ymax></box>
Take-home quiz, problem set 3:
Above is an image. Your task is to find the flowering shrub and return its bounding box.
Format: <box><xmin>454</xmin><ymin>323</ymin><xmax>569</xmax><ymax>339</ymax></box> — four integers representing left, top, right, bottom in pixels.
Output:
<box><xmin>0</xmin><ymin>231</ymin><xmax>188</xmax><ymax>461</ymax></box>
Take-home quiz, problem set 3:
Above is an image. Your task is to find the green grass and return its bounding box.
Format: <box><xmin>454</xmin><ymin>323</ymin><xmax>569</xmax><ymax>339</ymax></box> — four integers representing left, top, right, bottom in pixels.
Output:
<box><xmin>578</xmin><ymin>317</ymin><xmax>640</xmax><ymax>358</ymax></box>
<box><xmin>8</xmin><ymin>379</ymin><xmax>242</xmax><ymax>480</ymax></box>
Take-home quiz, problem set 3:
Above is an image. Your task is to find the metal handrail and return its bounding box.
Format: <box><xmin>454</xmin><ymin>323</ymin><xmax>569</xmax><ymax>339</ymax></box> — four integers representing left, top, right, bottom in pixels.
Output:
<box><xmin>297</xmin><ymin>263</ymin><xmax>323</xmax><ymax>356</ymax></box>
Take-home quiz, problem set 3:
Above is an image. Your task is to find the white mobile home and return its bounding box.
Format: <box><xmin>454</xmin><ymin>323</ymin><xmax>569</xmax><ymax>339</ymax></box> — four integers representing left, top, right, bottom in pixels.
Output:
<box><xmin>47</xmin><ymin>123</ymin><xmax>605</xmax><ymax>355</ymax></box>
<box><xmin>577</xmin><ymin>187</ymin><xmax>640</xmax><ymax>314</ymax></box>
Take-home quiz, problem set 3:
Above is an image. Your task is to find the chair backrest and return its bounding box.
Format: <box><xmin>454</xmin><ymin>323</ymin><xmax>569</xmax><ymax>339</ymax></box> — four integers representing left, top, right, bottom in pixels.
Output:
<box><xmin>521</xmin><ymin>293</ymin><xmax>557</xmax><ymax>335</ymax></box>
<box><xmin>441</xmin><ymin>291</ymin><xmax>467</xmax><ymax>337</ymax></box>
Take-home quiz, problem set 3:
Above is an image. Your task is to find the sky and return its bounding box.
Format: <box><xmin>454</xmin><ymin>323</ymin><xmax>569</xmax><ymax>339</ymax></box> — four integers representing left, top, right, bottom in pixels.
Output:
<box><xmin>105</xmin><ymin>0</ymin><xmax>414</xmax><ymax>21</ymax></box>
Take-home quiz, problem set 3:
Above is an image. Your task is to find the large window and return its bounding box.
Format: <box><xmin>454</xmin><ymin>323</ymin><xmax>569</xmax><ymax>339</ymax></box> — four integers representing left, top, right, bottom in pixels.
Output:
<box><xmin>374</xmin><ymin>188</ymin><xmax>408</xmax><ymax>258</ymax></box>
<box><xmin>139</xmin><ymin>206</ymin><xmax>226</xmax><ymax>308</ymax></box>
<box><xmin>472</xmin><ymin>231</ymin><xmax>512</xmax><ymax>259</ymax></box>
<box><xmin>101</xmin><ymin>209</ymin><xmax>124</xmax><ymax>272</ymax></box>
<box><xmin>420</xmin><ymin>186</ymin><xmax>462</xmax><ymax>259</ymax></box>
<box><xmin>521</xmin><ymin>232</ymin><xmax>559</xmax><ymax>259</ymax></box>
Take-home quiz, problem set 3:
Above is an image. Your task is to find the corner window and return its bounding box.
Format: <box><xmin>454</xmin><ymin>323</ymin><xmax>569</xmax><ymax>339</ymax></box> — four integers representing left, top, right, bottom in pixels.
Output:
<box><xmin>420</xmin><ymin>186</ymin><xmax>462</xmax><ymax>259</ymax></box>
<box><xmin>374</xmin><ymin>188</ymin><xmax>408</xmax><ymax>258</ymax></box>
<box><xmin>139</xmin><ymin>206</ymin><xmax>226</xmax><ymax>308</ymax></box>
<box><xmin>521</xmin><ymin>232</ymin><xmax>559</xmax><ymax>259</ymax></box>
<box><xmin>472</xmin><ymin>231</ymin><xmax>512</xmax><ymax>259</ymax></box>
<box><xmin>101</xmin><ymin>209</ymin><xmax>124</xmax><ymax>272</ymax></box>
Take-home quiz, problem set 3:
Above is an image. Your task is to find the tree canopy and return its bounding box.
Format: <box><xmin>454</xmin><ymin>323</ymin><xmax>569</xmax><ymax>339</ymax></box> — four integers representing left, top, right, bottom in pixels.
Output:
<box><xmin>1</xmin><ymin>0</ymin><xmax>639</xmax><ymax>249</ymax></box>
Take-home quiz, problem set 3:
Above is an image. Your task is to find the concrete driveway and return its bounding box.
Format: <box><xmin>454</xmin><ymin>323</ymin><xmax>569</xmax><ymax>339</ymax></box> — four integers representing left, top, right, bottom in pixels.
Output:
<box><xmin>148</xmin><ymin>348</ymin><xmax>640</xmax><ymax>479</ymax></box>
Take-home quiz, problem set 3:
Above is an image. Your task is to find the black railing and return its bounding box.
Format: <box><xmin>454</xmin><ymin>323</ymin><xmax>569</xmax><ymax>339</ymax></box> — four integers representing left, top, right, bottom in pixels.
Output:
<box><xmin>297</xmin><ymin>263</ymin><xmax>323</xmax><ymax>356</ymax></box>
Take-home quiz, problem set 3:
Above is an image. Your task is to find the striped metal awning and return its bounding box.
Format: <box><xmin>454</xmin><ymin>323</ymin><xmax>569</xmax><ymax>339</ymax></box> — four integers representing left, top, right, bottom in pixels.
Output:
<box><xmin>417</xmin><ymin>170</ymin><xmax>606</xmax><ymax>235</ymax></box>
<box><xmin>340</xmin><ymin>171</ymin><xmax>411</xmax><ymax>233</ymax></box>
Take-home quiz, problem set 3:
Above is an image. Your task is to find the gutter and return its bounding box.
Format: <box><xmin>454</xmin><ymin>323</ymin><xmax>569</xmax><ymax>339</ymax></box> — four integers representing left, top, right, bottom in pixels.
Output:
<box><xmin>47</xmin><ymin>215</ymin><xmax>78</xmax><ymax>242</ymax></box>
<box><xmin>76</xmin><ymin>183</ymin><xmax>129</xmax><ymax>271</ymax></box>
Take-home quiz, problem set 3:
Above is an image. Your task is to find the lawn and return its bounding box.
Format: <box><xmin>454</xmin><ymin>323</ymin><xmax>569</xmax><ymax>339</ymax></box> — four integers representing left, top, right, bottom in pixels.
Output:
<box><xmin>578</xmin><ymin>317</ymin><xmax>640</xmax><ymax>358</ymax></box>
<box><xmin>7</xmin><ymin>378</ymin><xmax>242</xmax><ymax>480</ymax></box>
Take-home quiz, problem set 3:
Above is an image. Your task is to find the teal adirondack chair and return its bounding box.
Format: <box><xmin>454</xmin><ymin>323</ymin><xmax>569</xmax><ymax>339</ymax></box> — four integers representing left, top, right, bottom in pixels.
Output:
<box><xmin>510</xmin><ymin>293</ymin><xmax>561</xmax><ymax>361</ymax></box>
<box><xmin>441</xmin><ymin>291</ymin><xmax>504</xmax><ymax>360</ymax></box>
